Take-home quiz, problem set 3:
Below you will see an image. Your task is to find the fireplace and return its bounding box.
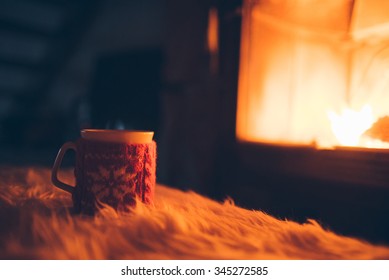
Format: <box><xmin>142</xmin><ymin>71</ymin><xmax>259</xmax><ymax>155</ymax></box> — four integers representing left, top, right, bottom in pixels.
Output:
<box><xmin>229</xmin><ymin>0</ymin><xmax>389</xmax><ymax>243</ymax></box>
<box><xmin>235</xmin><ymin>0</ymin><xmax>389</xmax><ymax>184</ymax></box>
<box><xmin>237</xmin><ymin>0</ymin><xmax>389</xmax><ymax>148</ymax></box>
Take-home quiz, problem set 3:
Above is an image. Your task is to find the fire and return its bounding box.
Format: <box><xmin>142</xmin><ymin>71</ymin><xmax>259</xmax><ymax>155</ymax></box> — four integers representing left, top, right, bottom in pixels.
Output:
<box><xmin>235</xmin><ymin>0</ymin><xmax>389</xmax><ymax>149</ymax></box>
<box><xmin>327</xmin><ymin>105</ymin><xmax>374</xmax><ymax>147</ymax></box>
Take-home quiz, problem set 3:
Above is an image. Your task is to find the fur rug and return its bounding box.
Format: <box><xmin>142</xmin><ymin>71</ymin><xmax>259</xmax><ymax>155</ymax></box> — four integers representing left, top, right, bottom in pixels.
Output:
<box><xmin>0</xmin><ymin>167</ymin><xmax>388</xmax><ymax>260</ymax></box>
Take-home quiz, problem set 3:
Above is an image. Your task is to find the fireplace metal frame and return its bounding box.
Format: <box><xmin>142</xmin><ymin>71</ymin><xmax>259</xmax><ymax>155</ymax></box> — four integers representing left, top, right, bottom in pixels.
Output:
<box><xmin>238</xmin><ymin>141</ymin><xmax>389</xmax><ymax>189</ymax></box>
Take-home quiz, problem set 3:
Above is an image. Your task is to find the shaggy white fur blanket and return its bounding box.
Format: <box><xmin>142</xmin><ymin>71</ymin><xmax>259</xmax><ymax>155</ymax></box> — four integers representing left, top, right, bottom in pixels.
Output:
<box><xmin>0</xmin><ymin>167</ymin><xmax>388</xmax><ymax>260</ymax></box>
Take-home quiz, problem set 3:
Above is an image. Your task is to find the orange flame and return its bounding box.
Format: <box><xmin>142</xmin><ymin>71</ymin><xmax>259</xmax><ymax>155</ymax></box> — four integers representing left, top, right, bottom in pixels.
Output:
<box><xmin>327</xmin><ymin>105</ymin><xmax>389</xmax><ymax>148</ymax></box>
<box><xmin>327</xmin><ymin>105</ymin><xmax>374</xmax><ymax>147</ymax></box>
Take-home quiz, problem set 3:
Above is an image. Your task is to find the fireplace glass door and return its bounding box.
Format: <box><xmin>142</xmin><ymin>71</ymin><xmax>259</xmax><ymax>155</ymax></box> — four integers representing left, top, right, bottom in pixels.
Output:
<box><xmin>236</xmin><ymin>0</ymin><xmax>389</xmax><ymax>148</ymax></box>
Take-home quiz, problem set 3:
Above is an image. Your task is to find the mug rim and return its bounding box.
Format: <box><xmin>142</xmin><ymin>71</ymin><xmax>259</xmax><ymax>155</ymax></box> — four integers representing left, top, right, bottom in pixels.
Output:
<box><xmin>81</xmin><ymin>129</ymin><xmax>153</xmax><ymax>134</ymax></box>
<box><xmin>81</xmin><ymin>129</ymin><xmax>154</xmax><ymax>143</ymax></box>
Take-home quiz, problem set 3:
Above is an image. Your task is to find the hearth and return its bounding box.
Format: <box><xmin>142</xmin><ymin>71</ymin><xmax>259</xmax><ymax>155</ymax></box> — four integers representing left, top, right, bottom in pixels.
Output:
<box><xmin>230</xmin><ymin>0</ymin><xmax>389</xmax><ymax>244</ymax></box>
<box><xmin>234</xmin><ymin>0</ymin><xmax>389</xmax><ymax>187</ymax></box>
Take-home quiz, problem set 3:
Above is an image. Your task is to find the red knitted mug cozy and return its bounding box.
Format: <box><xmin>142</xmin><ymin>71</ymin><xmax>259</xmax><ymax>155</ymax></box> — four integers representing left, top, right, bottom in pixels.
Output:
<box><xmin>73</xmin><ymin>138</ymin><xmax>156</xmax><ymax>214</ymax></box>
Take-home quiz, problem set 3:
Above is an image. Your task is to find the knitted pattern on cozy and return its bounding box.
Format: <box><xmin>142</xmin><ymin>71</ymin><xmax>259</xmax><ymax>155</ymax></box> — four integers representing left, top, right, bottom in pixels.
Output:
<box><xmin>73</xmin><ymin>139</ymin><xmax>156</xmax><ymax>214</ymax></box>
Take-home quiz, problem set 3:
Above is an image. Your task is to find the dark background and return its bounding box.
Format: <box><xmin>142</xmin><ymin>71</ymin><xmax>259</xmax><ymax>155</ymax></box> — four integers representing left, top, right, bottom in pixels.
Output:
<box><xmin>0</xmin><ymin>0</ymin><xmax>240</xmax><ymax>195</ymax></box>
<box><xmin>0</xmin><ymin>0</ymin><xmax>243</xmax><ymax>211</ymax></box>
<box><xmin>0</xmin><ymin>0</ymin><xmax>388</xmax><ymax>246</ymax></box>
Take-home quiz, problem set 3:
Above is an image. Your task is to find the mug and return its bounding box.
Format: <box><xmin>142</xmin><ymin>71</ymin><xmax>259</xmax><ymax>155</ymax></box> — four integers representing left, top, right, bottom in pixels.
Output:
<box><xmin>51</xmin><ymin>129</ymin><xmax>156</xmax><ymax>214</ymax></box>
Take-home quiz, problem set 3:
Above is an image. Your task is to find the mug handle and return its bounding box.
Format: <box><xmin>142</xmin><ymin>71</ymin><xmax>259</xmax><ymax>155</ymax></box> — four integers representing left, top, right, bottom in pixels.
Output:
<box><xmin>51</xmin><ymin>141</ymin><xmax>77</xmax><ymax>194</ymax></box>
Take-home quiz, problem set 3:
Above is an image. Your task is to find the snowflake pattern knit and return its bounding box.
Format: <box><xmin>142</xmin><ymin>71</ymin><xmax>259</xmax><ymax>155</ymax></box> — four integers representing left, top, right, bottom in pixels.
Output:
<box><xmin>73</xmin><ymin>139</ymin><xmax>156</xmax><ymax>214</ymax></box>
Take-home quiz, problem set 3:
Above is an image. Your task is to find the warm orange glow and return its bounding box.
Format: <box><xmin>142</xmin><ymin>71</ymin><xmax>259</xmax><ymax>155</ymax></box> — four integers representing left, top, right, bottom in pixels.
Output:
<box><xmin>236</xmin><ymin>0</ymin><xmax>389</xmax><ymax>149</ymax></box>
<box><xmin>327</xmin><ymin>105</ymin><xmax>389</xmax><ymax>148</ymax></box>
<box><xmin>207</xmin><ymin>7</ymin><xmax>218</xmax><ymax>74</ymax></box>
<box><xmin>328</xmin><ymin>105</ymin><xmax>374</xmax><ymax>146</ymax></box>
<box><xmin>207</xmin><ymin>7</ymin><xmax>218</xmax><ymax>54</ymax></box>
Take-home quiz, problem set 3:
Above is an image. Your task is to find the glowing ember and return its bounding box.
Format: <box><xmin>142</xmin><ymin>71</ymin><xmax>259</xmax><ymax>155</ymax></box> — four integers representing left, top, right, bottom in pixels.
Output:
<box><xmin>328</xmin><ymin>105</ymin><xmax>374</xmax><ymax>147</ymax></box>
